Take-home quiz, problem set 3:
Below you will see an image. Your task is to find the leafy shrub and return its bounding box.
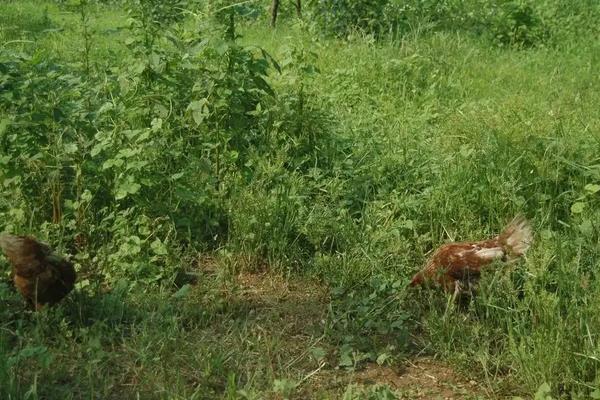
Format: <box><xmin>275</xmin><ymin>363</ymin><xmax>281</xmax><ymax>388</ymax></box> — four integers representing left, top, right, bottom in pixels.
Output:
<box><xmin>310</xmin><ymin>0</ymin><xmax>389</xmax><ymax>38</ymax></box>
<box><xmin>326</xmin><ymin>278</ymin><xmax>409</xmax><ymax>369</ymax></box>
<box><xmin>0</xmin><ymin>2</ymin><xmax>345</xmax><ymax>280</ymax></box>
<box><xmin>309</xmin><ymin>0</ymin><xmax>598</xmax><ymax>47</ymax></box>
<box><xmin>0</xmin><ymin>5</ymin><xmax>276</xmax><ymax>275</ymax></box>
<box><xmin>535</xmin><ymin>0</ymin><xmax>600</xmax><ymax>44</ymax></box>
<box><xmin>309</xmin><ymin>0</ymin><xmax>466</xmax><ymax>39</ymax></box>
<box><xmin>483</xmin><ymin>0</ymin><xmax>548</xmax><ymax>47</ymax></box>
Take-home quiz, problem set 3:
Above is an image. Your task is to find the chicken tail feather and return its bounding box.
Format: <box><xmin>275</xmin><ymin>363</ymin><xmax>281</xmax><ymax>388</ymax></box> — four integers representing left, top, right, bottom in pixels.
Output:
<box><xmin>0</xmin><ymin>233</ymin><xmax>24</xmax><ymax>257</ymax></box>
<box><xmin>498</xmin><ymin>215</ymin><xmax>533</xmax><ymax>259</ymax></box>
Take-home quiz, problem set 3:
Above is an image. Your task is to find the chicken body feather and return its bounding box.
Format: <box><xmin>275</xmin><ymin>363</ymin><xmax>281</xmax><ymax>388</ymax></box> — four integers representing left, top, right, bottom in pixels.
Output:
<box><xmin>409</xmin><ymin>216</ymin><xmax>532</xmax><ymax>293</ymax></box>
<box><xmin>0</xmin><ymin>233</ymin><xmax>76</xmax><ymax>309</ymax></box>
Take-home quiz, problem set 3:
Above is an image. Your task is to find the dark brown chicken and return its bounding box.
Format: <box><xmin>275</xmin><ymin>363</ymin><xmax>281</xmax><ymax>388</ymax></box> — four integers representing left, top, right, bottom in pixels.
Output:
<box><xmin>0</xmin><ymin>233</ymin><xmax>76</xmax><ymax>309</ymax></box>
<box><xmin>409</xmin><ymin>216</ymin><xmax>532</xmax><ymax>295</ymax></box>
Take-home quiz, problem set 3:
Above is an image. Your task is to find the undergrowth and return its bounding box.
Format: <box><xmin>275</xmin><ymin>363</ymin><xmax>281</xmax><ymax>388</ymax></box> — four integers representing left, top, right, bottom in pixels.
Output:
<box><xmin>0</xmin><ymin>0</ymin><xmax>599</xmax><ymax>398</ymax></box>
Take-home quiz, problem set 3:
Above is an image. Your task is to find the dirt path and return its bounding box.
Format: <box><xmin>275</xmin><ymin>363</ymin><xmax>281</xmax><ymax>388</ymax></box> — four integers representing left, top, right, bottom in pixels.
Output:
<box><xmin>229</xmin><ymin>269</ymin><xmax>488</xmax><ymax>399</ymax></box>
<box><xmin>350</xmin><ymin>358</ymin><xmax>485</xmax><ymax>399</ymax></box>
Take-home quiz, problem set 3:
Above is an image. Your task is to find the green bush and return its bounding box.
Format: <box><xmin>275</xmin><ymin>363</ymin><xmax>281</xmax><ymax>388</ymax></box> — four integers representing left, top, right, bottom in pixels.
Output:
<box><xmin>0</xmin><ymin>2</ymin><xmax>343</xmax><ymax>280</ymax></box>
<box><xmin>309</xmin><ymin>0</ymin><xmax>596</xmax><ymax>47</ymax></box>
<box><xmin>0</xmin><ymin>7</ymin><xmax>281</xmax><ymax>279</ymax></box>
<box><xmin>310</xmin><ymin>0</ymin><xmax>389</xmax><ymax>38</ymax></box>
<box><xmin>484</xmin><ymin>0</ymin><xmax>548</xmax><ymax>47</ymax></box>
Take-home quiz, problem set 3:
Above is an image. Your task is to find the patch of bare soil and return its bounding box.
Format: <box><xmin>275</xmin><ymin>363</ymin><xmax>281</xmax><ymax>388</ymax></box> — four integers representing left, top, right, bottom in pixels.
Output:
<box><xmin>352</xmin><ymin>358</ymin><xmax>487</xmax><ymax>399</ymax></box>
<box><xmin>231</xmin><ymin>270</ymin><xmax>488</xmax><ymax>399</ymax></box>
<box><xmin>236</xmin><ymin>270</ymin><xmax>330</xmax><ymax>336</ymax></box>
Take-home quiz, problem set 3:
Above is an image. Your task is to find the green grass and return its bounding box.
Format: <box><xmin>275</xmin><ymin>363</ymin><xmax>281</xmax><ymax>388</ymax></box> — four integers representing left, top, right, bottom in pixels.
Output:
<box><xmin>1</xmin><ymin>1</ymin><xmax>600</xmax><ymax>399</ymax></box>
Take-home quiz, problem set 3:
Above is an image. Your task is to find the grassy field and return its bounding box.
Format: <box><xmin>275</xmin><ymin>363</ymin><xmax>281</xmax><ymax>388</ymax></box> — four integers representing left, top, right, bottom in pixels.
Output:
<box><xmin>1</xmin><ymin>1</ymin><xmax>599</xmax><ymax>399</ymax></box>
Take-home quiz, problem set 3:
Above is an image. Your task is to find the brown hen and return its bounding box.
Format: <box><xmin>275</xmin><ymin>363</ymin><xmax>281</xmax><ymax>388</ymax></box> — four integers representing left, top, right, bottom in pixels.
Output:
<box><xmin>0</xmin><ymin>233</ymin><xmax>76</xmax><ymax>310</ymax></box>
<box><xmin>409</xmin><ymin>216</ymin><xmax>532</xmax><ymax>295</ymax></box>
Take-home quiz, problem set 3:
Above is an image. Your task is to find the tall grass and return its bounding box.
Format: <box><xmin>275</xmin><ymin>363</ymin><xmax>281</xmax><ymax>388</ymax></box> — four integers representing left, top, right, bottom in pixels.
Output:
<box><xmin>0</xmin><ymin>0</ymin><xmax>599</xmax><ymax>398</ymax></box>
<box><xmin>246</xmin><ymin>17</ymin><xmax>600</xmax><ymax>397</ymax></box>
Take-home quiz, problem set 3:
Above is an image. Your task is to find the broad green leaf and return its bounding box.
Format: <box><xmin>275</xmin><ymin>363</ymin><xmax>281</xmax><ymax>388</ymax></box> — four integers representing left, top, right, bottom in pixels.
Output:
<box><xmin>534</xmin><ymin>382</ymin><xmax>552</xmax><ymax>400</ymax></box>
<box><xmin>75</xmin><ymin>279</ymin><xmax>91</xmax><ymax>290</ymax></box>
<box><xmin>151</xmin><ymin>118</ymin><xmax>162</xmax><ymax>131</ymax></box>
<box><xmin>0</xmin><ymin>118</ymin><xmax>10</xmax><ymax>136</ymax></box>
<box><xmin>173</xmin><ymin>284</ymin><xmax>191</xmax><ymax>299</ymax></box>
<box><xmin>115</xmin><ymin>178</ymin><xmax>141</xmax><ymax>200</ymax></box>
<box><xmin>81</xmin><ymin>190</ymin><xmax>93</xmax><ymax>202</ymax></box>
<box><xmin>64</xmin><ymin>143</ymin><xmax>78</xmax><ymax>154</ymax></box>
<box><xmin>376</xmin><ymin>352</ymin><xmax>391</xmax><ymax>365</ymax></box>
<box><xmin>119</xmin><ymin>237</ymin><xmax>141</xmax><ymax>255</ymax></box>
<box><xmin>103</xmin><ymin>158</ymin><xmax>124</xmax><ymax>170</ymax></box>
<box><xmin>401</xmin><ymin>219</ymin><xmax>414</xmax><ymax>230</ymax></box>
<box><xmin>579</xmin><ymin>219</ymin><xmax>593</xmax><ymax>236</ymax></box>
<box><xmin>187</xmin><ymin>99</ymin><xmax>209</xmax><ymax>125</ymax></box>
<box><xmin>584</xmin><ymin>184</ymin><xmax>600</xmax><ymax>194</ymax></box>
<box><xmin>571</xmin><ymin>202</ymin><xmax>585</xmax><ymax>214</ymax></box>
<box><xmin>309</xmin><ymin>347</ymin><xmax>327</xmax><ymax>362</ymax></box>
<box><xmin>90</xmin><ymin>143</ymin><xmax>106</xmax><ymax>157</ymax></box>
<box><xmin>97</xmin><ymin>102</ymin><xmax>114</xmax><ymax>114</ymax></box>
<box><xmin>150</xmin><ymin>239</ymin><xmax>168</xmax><ymax>255</ymax></box>
<box><xmin>149</xmin><ymin>53</ymin><xmax>162</xmax><ymax>72</ymax></box>
<box><xmin>339</xmin><ymin>349</ymin><xmax>353</xmax><ymax>367</ymax></box>
<box><xmin>170</xmin><ymin>172</ymin><xmax>184</xmax><ymax>181</ymax></box>
<box><xmin>133</xmin><ymin>62</ymin><xmax>146</xmax><ymax>75</ymax></box>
